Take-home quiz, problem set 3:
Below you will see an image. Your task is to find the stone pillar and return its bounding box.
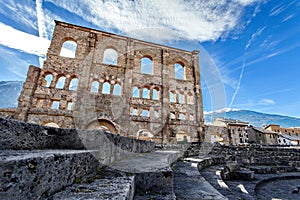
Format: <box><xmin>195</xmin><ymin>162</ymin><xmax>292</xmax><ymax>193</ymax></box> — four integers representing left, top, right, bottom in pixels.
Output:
<box><xmin>14</xmin><ymin>65</ymin><xmax>41</xmax><ymax>121</ymax></box>
<box><xmin>192</xmin><ymin>50</ymin><xmax>204</xmax><ymax>142</ymax></box>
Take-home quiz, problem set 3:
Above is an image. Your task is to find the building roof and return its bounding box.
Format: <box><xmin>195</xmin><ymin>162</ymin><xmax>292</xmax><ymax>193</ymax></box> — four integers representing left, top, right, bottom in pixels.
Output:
<box><xmin>279</xmin><ymin>134</ymin><xmax>300</xmax><ymax>141</ymax></box>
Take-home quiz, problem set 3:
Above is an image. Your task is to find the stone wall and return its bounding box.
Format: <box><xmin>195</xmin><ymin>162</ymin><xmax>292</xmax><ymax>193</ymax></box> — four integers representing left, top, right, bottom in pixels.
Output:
<box><xmin>210</xmin><ymin>145</ymin><xmax>300</xmax><ymax>166</ymax></box>
<box><xmin>0</xmin><ymin>108</ymin><xmax>16</xmax><ymax>119</ymax></box>
<box><xmin>14</xmin><ymin>20</ymin><xmax>204</xmax><ymax>144</ymax></box>
<box><xmin>0</xmin><ymin>118</ymin><xmax>155</xmax><ymax>163</ymax></box>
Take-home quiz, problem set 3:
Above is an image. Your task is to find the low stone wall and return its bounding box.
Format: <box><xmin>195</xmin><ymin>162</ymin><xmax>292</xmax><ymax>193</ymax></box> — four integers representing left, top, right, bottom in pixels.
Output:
<box><xmin>0</xmin><ymin>150</ymin><xmax>99</xmax><ymax>200</ymax></box>
<box><xmin>210</xmin><ymin>145</ymin><xmax>300</xmax><ymax>166</ymax></box>
<box><xmin>0</xmin><ymin>118</ymin><xmax>155</xmax><ymax>164</ymax></box>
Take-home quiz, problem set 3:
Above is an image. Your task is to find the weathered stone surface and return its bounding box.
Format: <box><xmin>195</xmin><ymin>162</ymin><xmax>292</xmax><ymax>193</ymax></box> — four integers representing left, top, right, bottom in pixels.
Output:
<box><xmin>0</xmin><ymin>150</ymin><xmax>99</xmax><ymax>200</ymax></box>
<box><xmin>51</xmin><ymin>167</ymin><xmax>135</xmax><ymax>200</ymax></box>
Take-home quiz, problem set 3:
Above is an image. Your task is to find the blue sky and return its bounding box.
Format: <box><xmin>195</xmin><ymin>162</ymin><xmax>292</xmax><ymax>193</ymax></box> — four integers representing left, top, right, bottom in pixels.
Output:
<box><xmin>0</xmin><ymin>0</ymin><xmax>299</xmax><ymax>117</ymax></box>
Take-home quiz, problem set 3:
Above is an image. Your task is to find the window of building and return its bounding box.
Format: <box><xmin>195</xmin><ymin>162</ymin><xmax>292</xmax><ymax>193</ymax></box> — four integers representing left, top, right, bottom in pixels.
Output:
<box><xmin>141</xmin><ymin>109</ymin><xmax>149</xmax><ymax>117</ymax></box>
<box><xmin>190</xmin><ymin>114</ymin><xmax>194</xmax><ymax>121</ymax></box>
<box><xmin>154</xmin><ymin>110</ymin><xmax>159</xmax><ymax>119</ymax></box>
<box><xmin>60</xmin><ymin>40</ymin><xmax>77</xmax><ymax>58</ymax></box>
<box><xmin>36</xmin><ymin>99</ymin><xmax>43</xmax><ymax>108</ymax></box>
<box><xmin>69</xmin><ymin>78</ymin><xmax>78</xmax><ymax>91</ymax></box>
<box><xmin>113</xmin><ymin>84</ymin><xmax>121</xmax><ymax>95</ymax></box>
<box><xmin>187</xmin><ymin>93</ymin><xmax>194</xmax><ymax>104</ymax></box>
<box><xmin>91</xmin><ymin>81</ymin><xmax>99</xmax><ymax>93</ymax></box>
<box><xmin>55</xmin><ymin>76</ymin><xmax>66</xmax><ymax>89</ymax></box>
<box><xmin>174</xmin><ymin>63</ymin><xmax>185</xmax><ymax>80</ymax></box>
<box><xmin>178</xmin><ymin>93</ymin><xmax>184</xmax><ymax>104</ymax></box>
<box><xmin>51</xmin><ymin>101</ymin><xmax>60</xmax><ymax>109</ymax></box>
<box><xmin>67</xmin><ymin>102</ymin><xmax>73</xmax><ymax>110</ymax></box>
<box><xmin>152</xmin><ymin>88</ymin><xmax>159</xmax><ymax>100</ymax></box>
<box><xmin>170</xmin><ymin>112</ymin><xmax>176</xmax><ymax>119</ymax></box>
<box><xmin>141</xmin><ymin>57</ymin><xmax>153</xmax><ymax>75</ymax></box>
<box><xmin>132</xmin><ymin>87</ymin><xmax>139</xmax><ymax>98</ymax></box>
<box><xmin>44</xmin><ymin>74</ymin><xmax>53</xmax><ymax>87</ymax></box>
<box><xmin>103</xmin><ymin>48</ymin><xmax>118</xmax><ymax>65</ymax></box>
<box><xmin>142</xmin><ymin>87</ymin><xmax>150</xmax><ymax>99</ymax></box>
<box><xmin>170</xmin><ymin>91</ymin><xmax>176</xmax><ymax>103</ymax></box>
<box><xmin>102</xmin><ymin>82</ymin><xmax>111</xmax><ymax>94</ymax></box>
<box><xmin>132</xmin><ymin>108</ymin><xmax>138</xmax><ymax>116</ymax></box>
<box><xmin>179</xmin><ymin>113</ymin><xmax>185</xmax><ymax>120</ymax></box>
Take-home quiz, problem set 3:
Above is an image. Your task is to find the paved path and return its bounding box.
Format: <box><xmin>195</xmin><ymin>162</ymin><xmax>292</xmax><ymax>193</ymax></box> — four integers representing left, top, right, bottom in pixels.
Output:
<box><xmin>172</xmin><ymin>161</ymin><xmax>227</xmax><ymax>200</ymax></box>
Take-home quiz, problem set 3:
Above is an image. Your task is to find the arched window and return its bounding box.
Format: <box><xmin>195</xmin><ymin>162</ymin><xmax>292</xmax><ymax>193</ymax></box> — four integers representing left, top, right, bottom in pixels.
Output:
<box><xmin>51</xmin><ymin>101</ymin><xmax>60</xmax><ymax>109</ymax></box>
<box><xmin>69</xmin><ymin>78</ymin><xmax>78</xmax><ymax>90</ymax></box>
<box><xmin>56</xmin><ymin>76</ymin><xmax>66</xmax><ymax>89</ymax></box>
<box><xmin>131</xmin><ymin>108</ymin><xmax>138</xmax><ymax>116</ymax></box>
<box><xmin>91</xmin><ymin>81</ymin><xmax>99</xmax><ymax>93</ymax></box>
<box><xmin>113</xmin><ymin>84</ymin><xmax>121</xmax><ymax>95</ymax></box>
<box><xmin>170</xmin><ymin>112</ymin><xmax>176</xmax><ymax>119</ymax></box>
<box><xmin>178</xmin><ymin>93</ymin><xmax>184</xmax><ymax>104</ymax></box>
<box><xmin>60</xmin><ymin>40</ymin><xmax>77</xmax><ymax>58</ymax></box>
<box><xmin>187</xmin><ymin>93</ymin><xmax>194</xmax><ymax>104</ymax></box>
<box><xmin>152</xmin><ymin>88</ymin><xmax>159</xmax><ymax>100</ymax></box>
<box><xmin>179</xmin><ymin>113</ymin><xmax>185</xmax><ymax>120</ymax></box>
<box><xmin>142</xmin><ymin>87</ymin><xmax>150</xmax><ymax>99</ymax></box>
<box><xmin>66</xmin><ymin>102</ymin><xmax>73</xmax><ymax>110</ymax></box>
<box><xmin>102</xmin><ymin>82</ymin><xmax>111</xmax><ymax>94</ymax></box>
<box><xmin>170</xmin><ymin>91</ymin><xmax>176</xmax><ymax>103</ymax></box>
<box><xmin>174</xmin><ymin>63</ymin><xmax>185</xmax><ymax>80</ymax></box>
<box><xmin>44</xmin><ymin>74</ymin><xmax>53</xmax><ymax>87</ymax></box>
<box><xmin>132</xmin><ymin>87</ymin><xmax>139</xmax><ymax>98</ymax></box>
<box><xmin>141</xmin><ymin>57</ymin><xmax>152</xmax><ymax>75</ymax></box>
<box><xmin>142</xmin><ymin>109</ymin><xmax>149</xmax><ymax>117</ymax></box>
<box><xmin>103</xmin><ymin>48</ymin><xmax>118</xmax><ymax>65</ymax></box>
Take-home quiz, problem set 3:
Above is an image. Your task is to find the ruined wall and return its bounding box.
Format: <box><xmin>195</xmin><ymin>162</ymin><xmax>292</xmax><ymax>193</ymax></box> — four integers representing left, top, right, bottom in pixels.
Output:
<box><xmin>14</xmin><ymin>21</ymin><xmax>204</xmax><ymax>144</ymax></box>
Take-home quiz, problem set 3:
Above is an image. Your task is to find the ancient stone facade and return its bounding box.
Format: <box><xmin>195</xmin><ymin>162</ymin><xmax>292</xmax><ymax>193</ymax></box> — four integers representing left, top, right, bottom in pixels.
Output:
<box><xmin>14</xmin><ymin>21</ymin><xmax>204</xmax><ymax>144</ymax></box>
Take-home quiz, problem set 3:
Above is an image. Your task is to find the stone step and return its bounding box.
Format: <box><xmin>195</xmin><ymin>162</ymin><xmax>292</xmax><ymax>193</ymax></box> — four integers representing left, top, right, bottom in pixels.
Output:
<box><xmin>51</xmin><ymin>167</ymin><xmax>135</xmax><ymax>200</ymax></box>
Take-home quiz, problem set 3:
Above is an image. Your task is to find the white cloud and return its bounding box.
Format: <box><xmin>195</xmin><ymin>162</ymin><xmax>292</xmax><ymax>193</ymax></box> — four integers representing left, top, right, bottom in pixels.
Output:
<box><xmin>0</xmin><ymin>0</ymin><xmax>37</xmax><ymax>30</ymax></box>
<box><xmin>44</xmin><ymin>0</ymin><xmax>263</xmax><ymax>42</ymax></box>
<box><xmin>259</xmin><ymin>99</ymin><xmax>276</xmax><ymax>105</ymax></box>
<box><xmin>0</xmin><ymin>22</ymin><xmax>50</xmax><ymax>58</ymax></box>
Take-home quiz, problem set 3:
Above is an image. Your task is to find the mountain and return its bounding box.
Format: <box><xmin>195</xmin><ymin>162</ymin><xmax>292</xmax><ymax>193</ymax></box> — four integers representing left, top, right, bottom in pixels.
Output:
<box><xmin>205</xmin><ymin>109</ymin><xmax>300</xmax><ymax>128</ymax></box>
<box><xmin>0</xmin><ymin>81</ymin><xmax>23</xmax><ymax>108</ymax></box>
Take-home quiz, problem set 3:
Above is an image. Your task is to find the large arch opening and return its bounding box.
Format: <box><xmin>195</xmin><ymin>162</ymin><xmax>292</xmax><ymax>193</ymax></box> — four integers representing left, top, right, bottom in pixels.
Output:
<box><xmin>86</xmin><ymin>119</ymin><xmax>117</xmax><ymax>133</ymax></box>
<box><xmin>44</xmin><ymin>122</ymin><xmax>60</xmax><ymax>128</ymax></box>
<box><xmin>136</xmin><ymin>129</ymin><xmax>154</xmax><ymax>141</ymax></box>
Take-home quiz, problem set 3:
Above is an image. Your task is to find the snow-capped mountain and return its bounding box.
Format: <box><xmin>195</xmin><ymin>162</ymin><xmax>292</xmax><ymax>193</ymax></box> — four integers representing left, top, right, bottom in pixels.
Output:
<box><xmin>0</xmin><ymin>81</ymin><xmax>23</xmax><ymax>108</ymax></box>
<box><xmin>205</xmin><ymin>108</ymin><xmax>300</xmax><ymax>128</ymax></box>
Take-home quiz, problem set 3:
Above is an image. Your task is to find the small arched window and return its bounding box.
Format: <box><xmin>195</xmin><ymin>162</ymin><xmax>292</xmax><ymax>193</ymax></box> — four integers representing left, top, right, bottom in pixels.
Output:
<box><xmin>56</xmin><ymin>76</ymin><xmax>66</xmax><ymax>89</ymax></box>
<box><xmin>102</xmin><ymin>82</ymin><xmax>111</xmax><ymax>94</ymax></box>
<box><xmin>60</xmin><ymin>40</ymin><xmax>77</xmax><ymax>58</ymax></box>
<box><xmin>132</xmin><ymin>87</ymin><xmax>139</xmax><ymax>98</ymax></box>
<box><xmin>69</xmin><ymin>78</ymin><xmax>78</xmax><ymax>91</ymax></box>
<box><xmin>142</xmin><ymin>87</ymin><xmax>150</xmax><ymax>99</ymax></box>
<box><xmin>170</xmin><ymin>112</ymin><xmax>176</xmax><ymax>119</ymax></box>
<box><xmin>187</xmin><ymin>93</ymin><xmax>194</xmax><ymax>104</ymax></box>
<box><xmin>152</xmin><ymin>88</ymin><xmax>159</xmax><ymax>100</ymax></box>
<box><xmin>131</xmin><ymin>108</ymin><xmax>138</xmax><ymax>116</ymax></box>
<box><xmin>51</xmin><ymin>101</ymin><xmax>60</xmax><ymax>109</ymax></box>
<box><xmin>141</xmin><ymin>57</ymin><xmax>152</xmax><ymax>75</ymax></box>
<box><xmin>178</xmin><ymin>93</ymin><xmax>184</xmax><ymax>104</ymax></box>
<box><xmin>44</xmin><ymin>74</ymin><xmax>53</xmax><ymax>87</ymax></box>
<box><xmin>170</xmin><ymin>91</ymin><xmax>176</xmax><ymax>103</ymax></box>
<box><xmin>179</xmin><ymin>113</ymin><xmax>185</xmax><ymax>120</ymax></box>
<box><xmin>91</xmin><ymin>81</ymin><xmax>99</xmax><ymax>93</ymax></box>
<box><xmin>174</xmin><ymin>63</ymin><xmax>185</xmax><ymax>80</ymax></box>
<box><xmin>113</xmin><ymin>84</ymin><xmax>121</xmax><ymax>95</ymax></box>
<box><xmin>103</xmin><ymin>48</ymin><xmax>118</xmax><ymax>65</ymax></box>
<box><xmin>141</xmin><ymin>109</ymin><xmax>149</xmax><ymax>117</ymax></box>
